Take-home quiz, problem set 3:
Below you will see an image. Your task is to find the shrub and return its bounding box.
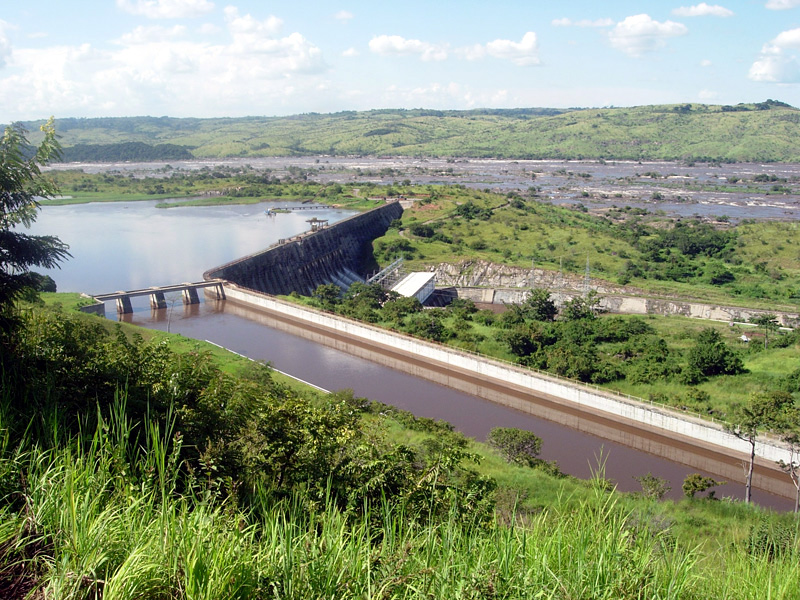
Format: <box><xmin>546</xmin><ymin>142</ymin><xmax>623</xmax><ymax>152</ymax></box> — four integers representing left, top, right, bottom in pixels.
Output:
<box><xmin>487</xmin><ymin>427</ymin><xmax>543</xmax><ymax>467</ymax></box>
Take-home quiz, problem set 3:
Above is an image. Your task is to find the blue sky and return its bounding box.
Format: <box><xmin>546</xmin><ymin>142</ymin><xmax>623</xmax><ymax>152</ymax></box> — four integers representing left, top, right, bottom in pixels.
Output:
<box><xmin>3</xmin><ymin>0</ymin><xmax>800</xmax><ymax>120</ymax></box>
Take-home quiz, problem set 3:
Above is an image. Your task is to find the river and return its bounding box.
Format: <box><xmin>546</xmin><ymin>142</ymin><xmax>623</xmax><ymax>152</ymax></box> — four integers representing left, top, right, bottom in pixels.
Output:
<box><xmin>24</xmin><ymin>197</ymin><xmax>794</xmax><ymax>509</ymax></box>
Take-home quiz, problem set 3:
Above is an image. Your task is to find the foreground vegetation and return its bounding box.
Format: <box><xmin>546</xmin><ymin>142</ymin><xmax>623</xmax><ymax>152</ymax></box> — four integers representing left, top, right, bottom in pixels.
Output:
<box><xmin>17</xmin><ymin>100</ymin><xmax>800</xmax><ymax>162</ymax></box>
<box><xmin>1</xmin><ymin>301</ymin><xmax>799</xmax><ymax>598</ymax></box>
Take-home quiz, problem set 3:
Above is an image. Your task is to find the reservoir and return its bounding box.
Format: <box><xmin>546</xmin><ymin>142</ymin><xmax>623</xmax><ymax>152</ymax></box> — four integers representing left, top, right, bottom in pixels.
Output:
<box><xmin>26</xmin><ymin>198</ymin><xmax>794</xmax><ymax>509</ymax></box>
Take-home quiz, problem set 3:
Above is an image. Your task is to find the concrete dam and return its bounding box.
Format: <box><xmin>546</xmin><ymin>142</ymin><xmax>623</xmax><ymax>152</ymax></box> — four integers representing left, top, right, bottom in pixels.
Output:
<box><xmin>204</xmin><ymin>202</ymin><xmax>403</xmax><ymax>295</ymax></box>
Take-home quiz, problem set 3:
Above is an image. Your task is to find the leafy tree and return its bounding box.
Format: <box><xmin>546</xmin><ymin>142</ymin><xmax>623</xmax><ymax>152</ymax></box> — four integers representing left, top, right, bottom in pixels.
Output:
<box><xmin>28</xmin><ymin>272</ymin><xmax>57</xmax><ymax>292</ymax></box>
<box><xmin>778</xmin><ymin>427</ymin><xmax>800</xmax><ymax>513</ymax></box>
<box><xmin>682</xmin><ymin>473</ymin><xmax>724</xmax><ymax>499</ymax></box>
<box><xmin>405</xmin><ymin>310</ymin><xmax>449</xmax><ymax>342</ymax></box>
<box><xmin>313</xmin><ymin>283</ymin><xmax>341</xmax><ymax>310</ymax></box>
<box><xmin>560</xmin><ymin>291</ymin><xmax>600</xmax><ymax>321</ymax></box>
<box><xmin>726</xmin><ymin>391</ymin><xmax>795</xmax><ymax>503</ymax></box>
<box><xmin>500</xmin><ymin>326</ymin><xmax>540</xmax><ymax>358</ymax></box>
<box><xmin>408</xmin><ymin>222</ymin><xmax>435</xmax><ymax>238</ymax></box>
<box><xmin>522</xmin><ymin>288</ymin><xmax>557</xmax><ymax>322</ymax></box>
<box><xmin>750</xmin><ymin>314</ymin><xmax>780</xmax><ymax>349</ymax></box>
<box><xmin>546</xmin><ymin>344</ymin><xmax>599</xmax><ymax>383</ymax></box>
<box><xmin>381</xmin><ymin>294</ymin><xmax>422</xmax><ymax>322</ymax></box>
<box><xmin>445</xmin><ymin>297</ymin><xmax>477</xmax><ymax>318</ymax></box>
<box><xmin>634</xmin><ymin>472</ymin><xmax>671</xmax><ymax>500</ymax></box>
<box><xmin>0</xmin><ymin>119</ymin><xmax>70</xmax><ymax>334</ymax></box>
<box><xmin>683</xmin><ymin>328</ymin><xmax>744</xmax><ymax>383</ymax></box>
<box><xmin>487</xmin><ymin>427</ymin><xmax>543</xmax><ymax>467</ymax></box>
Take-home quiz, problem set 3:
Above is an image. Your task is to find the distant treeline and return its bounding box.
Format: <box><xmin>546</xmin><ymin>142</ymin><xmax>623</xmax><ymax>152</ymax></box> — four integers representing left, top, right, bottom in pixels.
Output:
<box><xmin>58</xmin><ymin>141</ymin><xmax>194</xmax><ymax>162</ymax></box>
<box><xmin>12</xmin><ymin>100</ymin><xmax>800</xmax><ymax>163</ymax></box>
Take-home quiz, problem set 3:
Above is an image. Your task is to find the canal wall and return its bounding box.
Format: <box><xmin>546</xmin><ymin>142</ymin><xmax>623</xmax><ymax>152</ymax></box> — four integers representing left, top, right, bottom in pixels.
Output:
<box><xmin>219</xmin><ymin>283</ymin><xmax>792</xmax><ymax>470</ymax></box>
<box><xmin>204</xmin><ymin>202</ymin><xmax>403</xmax><ymax>296</ymax></box>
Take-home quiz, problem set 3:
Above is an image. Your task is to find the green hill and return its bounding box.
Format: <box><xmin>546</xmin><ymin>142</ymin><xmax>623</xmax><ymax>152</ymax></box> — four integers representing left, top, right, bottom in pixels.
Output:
<box><xmin>15</xmin><ymin>100</ymin><xmax>800</xmax><ymax>163</ymax></box>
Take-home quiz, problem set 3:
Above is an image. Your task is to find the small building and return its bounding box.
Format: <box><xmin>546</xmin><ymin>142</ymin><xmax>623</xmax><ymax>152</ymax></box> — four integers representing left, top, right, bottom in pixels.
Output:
<box><xmin>391</xmin><ymin>272</ymin><xmax>436</xmax><ymax>304</ymax></box>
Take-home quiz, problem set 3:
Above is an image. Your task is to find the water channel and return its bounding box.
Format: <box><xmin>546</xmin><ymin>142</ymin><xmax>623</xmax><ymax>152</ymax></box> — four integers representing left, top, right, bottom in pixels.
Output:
<box><xmin>26</xmin><ymin>189</ymin><xmax>795</xmax><ymax>510</ymax></box>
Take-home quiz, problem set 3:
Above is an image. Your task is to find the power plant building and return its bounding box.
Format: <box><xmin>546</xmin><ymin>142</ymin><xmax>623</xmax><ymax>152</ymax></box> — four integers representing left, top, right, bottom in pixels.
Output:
<box><xmin>391</xmin><ymin>272</ymin><xmax>436</xmax><ymax>304</ymax></box>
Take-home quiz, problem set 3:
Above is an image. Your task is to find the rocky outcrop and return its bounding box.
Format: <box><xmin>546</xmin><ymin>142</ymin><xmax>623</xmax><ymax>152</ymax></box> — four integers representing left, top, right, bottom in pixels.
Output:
<box><xmin>205</xmin><ymin>202</ymin><xmax>403</xmax><ymax>296</ymax></box>
<box><xmin>434</xmin><ymin>259</ymin><xmax>799</xmax><ymax>326</ymax></box>
<box><xmin>433</xmin><ymin>260</ymin><xmax>623</xmax><ymax>294</ymax></box>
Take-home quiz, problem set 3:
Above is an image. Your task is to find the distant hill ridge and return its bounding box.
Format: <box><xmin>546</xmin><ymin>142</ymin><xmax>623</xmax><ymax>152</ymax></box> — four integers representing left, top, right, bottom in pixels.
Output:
<box><xmin>14</xmin><ymin>101</ymin><xmax>800</xmax><ymax>163</ymax></box>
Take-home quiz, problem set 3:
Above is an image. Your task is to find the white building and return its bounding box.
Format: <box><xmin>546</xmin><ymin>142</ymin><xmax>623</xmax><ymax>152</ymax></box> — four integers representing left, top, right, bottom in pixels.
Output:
<box><xmin>391</xmin><ymin>272</ymin><xmax>436</xmax><ymax>304</ymax></box>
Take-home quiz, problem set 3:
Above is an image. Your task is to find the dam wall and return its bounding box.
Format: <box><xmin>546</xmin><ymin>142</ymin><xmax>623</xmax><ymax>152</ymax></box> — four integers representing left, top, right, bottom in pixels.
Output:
<box><xmin>204</xmin><ymin>202</ymin><xmax>403</xmax><ymax>296</ymax></box>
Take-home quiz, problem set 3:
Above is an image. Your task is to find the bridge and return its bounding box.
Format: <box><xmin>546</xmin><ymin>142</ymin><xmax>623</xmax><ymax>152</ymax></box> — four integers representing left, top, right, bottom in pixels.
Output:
<box><xmin>91</xmin><ymin>280</ymin><xmax>226</xmax><ymax>314</ymax></box>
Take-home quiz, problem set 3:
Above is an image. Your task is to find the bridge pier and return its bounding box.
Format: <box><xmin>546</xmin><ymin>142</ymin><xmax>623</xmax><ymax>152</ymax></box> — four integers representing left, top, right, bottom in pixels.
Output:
<box><xmin>116</xmin><ymin>296</ymin><xmax>133</xmax><ymax>314</ymax></box>
<box><xmin>150</xmin><ymin>291</ymin><xmax>167</xmax><ymax>309</ymax></box>
<box><xmin>182</xmin><ymin>288</ymin><xmax>200</xmax><ymax>305</ymax></box>
<box><xmin>206</xmin><ymin>283</ymin><xmax>226</xmax><ymax>300</ymax></box>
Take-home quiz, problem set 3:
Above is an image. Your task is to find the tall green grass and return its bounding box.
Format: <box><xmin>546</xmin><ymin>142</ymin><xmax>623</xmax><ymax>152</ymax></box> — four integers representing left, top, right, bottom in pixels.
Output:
<box><xmin>2</xmin><ymin>393</ymin><xmax>798</xmax><ymax>599</ymax></box>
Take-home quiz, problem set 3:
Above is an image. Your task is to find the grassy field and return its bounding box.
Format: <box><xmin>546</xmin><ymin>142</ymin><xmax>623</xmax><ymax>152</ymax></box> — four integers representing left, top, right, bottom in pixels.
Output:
<box><xmin>376</xmin><ymin>186</ymin><xmax>800</xmax><ymax>312</ymax></box>
<box><xmin>16</xmin><ymin>101</ymin><xmax>800</xmax><ymax>163</ymax></box>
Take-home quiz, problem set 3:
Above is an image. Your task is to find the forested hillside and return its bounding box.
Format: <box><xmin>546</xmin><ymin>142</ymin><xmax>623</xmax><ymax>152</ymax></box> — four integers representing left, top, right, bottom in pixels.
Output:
<box><xmin>14</xmin><ymin>100</ymin><xmax>800</xmax><ymax>163</ymax></box>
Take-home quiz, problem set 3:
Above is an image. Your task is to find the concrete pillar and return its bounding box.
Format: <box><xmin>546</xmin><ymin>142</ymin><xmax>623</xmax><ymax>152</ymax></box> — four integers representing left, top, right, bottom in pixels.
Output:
<box><xmin>116</xmin><ymin>296</ymin><xmax>133</xmax><ymax>314</ymax></box>
<box><xmin>208</xmin><ymin>283</ymin><xmax>226</xmax><ymax>300</ymax></box>
<box><xmin>150</xmin><ymin>291</ymin><xmax>167</xmax><ymax>309</ymax></box>
<box><xmin>182</xmin><ymin>288</ymin><xmax>200</xmax><ymax>305</ymax></box>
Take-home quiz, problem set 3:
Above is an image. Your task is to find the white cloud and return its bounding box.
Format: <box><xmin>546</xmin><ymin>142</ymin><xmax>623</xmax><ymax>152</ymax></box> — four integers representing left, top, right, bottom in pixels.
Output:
<box><xmin>369</xmin><ymin>35</ymin><xmax>448</xmax><ymax>61</ymax></box>
<box><xmin>609</xmin><ymin>14</ymin><xmax>688</xmax><ymax>57</ymax></box>
<box><xmin>773</xmin><ymin>27</ymin><xmax>800</xmax><ymax>47</ymax></box>
<box><xmin>0</xmin><ymin>10</ymin><xmax>328</xmax><ymax>119</ymax></box>
<box><xmin>457</xmin><ymin>44</ymin><xmax>486</xmax><ymax>61</ymax></box>
<box><xmin>198</xmin><ymin>23</ymin><xmax>221</xmax><ymax>35</ymax></box>
<box><xmin>224</xmin><ymin>7</ymin><xmax>283</xmax><ymax>41</ymax></box>
<box><xmin>342</xmin><ymin>47</ymin><xmax>358</xmax><ymax>57</ymax></box>
<box><xmin>748</xmin><ymin>45</ymin><xmax>800</xmax><ymax>82</ymax></box>
<box><xmin>749</xmin><ymin>28</ymin><xmax>800</xmax><ymax>82</ymax></box>
<box><xmin>672</xmin><ymin>4</ymin><xmax>734</xmax><ymax>17</ymax></box>
<box><xmin>116</xmin><ymin>25</ymin><xmax>187</xmax><ymax>45</ymax></box>
<box><xmin>375</xmin><ymin>82</ymin><xmax>486</xmax><ymax>110</ymax></box>
<box><xmin>701</xmin><ymin>58</ymin><xmax>712</xmax><ymax>66</ymax></box>
<box><xmin>766</xmin><ymin>0</ymin><xmax>800</xmax><ymax>9</ymax></box>
<box><xmin>552</xmin><ymin>18</ymin><xmax>614</xmax><ymax>27</ymax></box>
<box><xmin>116</xmin><ymin>0</ymin><xmax>215</xmax><ymax>19</ymax></box>
<box><xmin>369</xmin><ymin>32</ymin><xmax>539</xmax><ymax>66</ymax></box>
<box><xmin>0</xmin><ymin>20</ymin><xmax>12</xmax><ymax>69</ymax></box>
<box><xmin>485</xmin><ymin>32</ymin><xmax>540</xmax><ymax>66</ymax></box>
<box><xmin>334</xmin><ymin>10</ymin><xmax>354</xmax><ymax>23</ymax></box>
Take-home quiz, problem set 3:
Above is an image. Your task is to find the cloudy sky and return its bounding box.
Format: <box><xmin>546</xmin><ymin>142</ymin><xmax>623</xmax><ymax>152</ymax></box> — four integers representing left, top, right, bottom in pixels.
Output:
<box><xmin>3</xmin><ymin>0</ymin><xmax>800</xmax><ymax>120</ymax></box>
